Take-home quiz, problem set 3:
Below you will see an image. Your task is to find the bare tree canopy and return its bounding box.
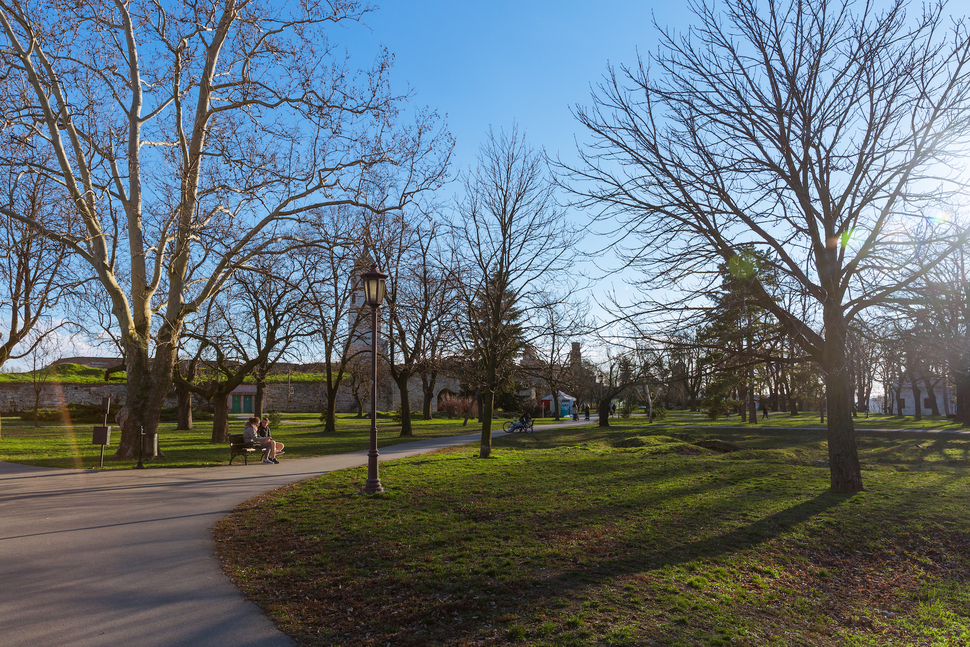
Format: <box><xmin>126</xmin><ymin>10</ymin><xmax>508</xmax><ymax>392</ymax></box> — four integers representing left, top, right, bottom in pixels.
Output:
<box><xmin>564</xmin><ymin>0</ymin><xmax>970</xmax><ymax>491</ymax></box>
<box><xmin>452</xmin><ymin>127</ymin><xmax>576</xmax><ymax>457</ymax></box>
<box><xmin>0</xmin><ymin>0</ymin><xmax>450</xmax><ymax>456</ymax></box>
<box><xmin>0</xmin><ymin>163</ymin><xmax>77</xmax><ymax>368</ymax></box>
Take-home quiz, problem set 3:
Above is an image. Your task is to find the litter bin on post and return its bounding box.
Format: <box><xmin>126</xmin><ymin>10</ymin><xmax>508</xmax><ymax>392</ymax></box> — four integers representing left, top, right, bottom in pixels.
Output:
<box><xmin>92</xmin><ymin>426</ymin><xmax>111</xmax><ymax>444</ymax></box>
<box><xmin>92</xmin><ymin>425</ymin><xmax>111</xmax><ymax>469</ymax></box>
<box><xmin>141</xmin><ymin>431</ymin><xmax>158</xmax><ymax>459</ymax></box>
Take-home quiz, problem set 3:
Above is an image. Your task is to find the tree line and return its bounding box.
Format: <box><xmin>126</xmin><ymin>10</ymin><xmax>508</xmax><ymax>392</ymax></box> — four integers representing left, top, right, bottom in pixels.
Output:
<box><xmin>2</xmin><ymin>0</ymin><xmax>970</xmax><ymax>493</ymax></box>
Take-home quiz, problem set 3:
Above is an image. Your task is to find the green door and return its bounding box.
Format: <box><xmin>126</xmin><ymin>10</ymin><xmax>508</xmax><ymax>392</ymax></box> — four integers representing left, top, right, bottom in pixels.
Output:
<box><xmin>243</xmin><ymin>395</ymin><xmax>253</xmax><ymax>413</ymax></box>
<box><xmin>231</xmin><ymin>395</ymin><xmax>241</xmax><ymax>413</ymax></box>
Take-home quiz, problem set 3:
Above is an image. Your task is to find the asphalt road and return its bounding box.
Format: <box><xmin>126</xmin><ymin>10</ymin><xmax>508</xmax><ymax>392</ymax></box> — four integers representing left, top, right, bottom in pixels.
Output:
<box><xmin>0</xmin><ymin>430</ymin><xmax>521</xmax><ymax>647</ymax></box>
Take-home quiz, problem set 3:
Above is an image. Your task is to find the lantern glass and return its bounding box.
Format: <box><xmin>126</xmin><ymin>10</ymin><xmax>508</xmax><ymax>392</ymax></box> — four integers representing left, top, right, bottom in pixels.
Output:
<box><xmin>362</xmin><ymin>264</ymin><xmax>387</xmax><ymax>307</ymax></box>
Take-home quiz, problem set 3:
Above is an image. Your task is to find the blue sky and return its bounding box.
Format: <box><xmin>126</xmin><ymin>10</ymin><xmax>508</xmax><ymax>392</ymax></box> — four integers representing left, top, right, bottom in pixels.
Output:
<box><xmin>343</xmin><ymin>2</ymin><xmax>679</xmax><ymax>173</ymax></box>
<box><xmin>340</xmin><ymin>2</ymin><xmax>687</xmax><ymax>307</ymax></box>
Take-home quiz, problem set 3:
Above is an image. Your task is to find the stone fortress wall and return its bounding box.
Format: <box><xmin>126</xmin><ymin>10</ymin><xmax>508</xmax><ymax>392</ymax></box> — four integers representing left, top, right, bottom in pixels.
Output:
<box><xmin>0</xmin><ymin>375</ymin><xmax>460</xmax><ymax>415</ymax></box>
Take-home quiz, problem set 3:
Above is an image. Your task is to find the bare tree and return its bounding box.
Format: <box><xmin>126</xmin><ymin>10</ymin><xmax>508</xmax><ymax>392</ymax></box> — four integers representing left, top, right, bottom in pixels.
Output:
<box><xmin>176</xmin><ymin>256</ymin><xmax>317</xmax><ymax>443</ymax></box>
<box><xmin>25</xmin><ymin>325</ymin><xmax>61</xmax><ymax>428</ymax></box>
<box><xmin>577</xmin><ymin>347</ymin><xmax>650</xmax><ymax>428</ymax></box>
<box><xmin>300</xmin><ymin>208</ymin><xmax>372</xmax><ymax>434</ymax></box>
<box><xmin>451</xmin><ymin>127</ymin><xmax>575</xmax><ymax>458</ymax></box>
<box><xmin>0</xmin><ymin>163</ymin><xmax>76</xmax><ymax>370</ymax></box>
<box><xmin>372</xmin><ymin>213</ymin><xmax>457</xmax><ymax>436</ymax></box>
<box><xmin>0</xmin><ymin>0</ymin><xmax>449</xmax><ymax>457</ymax></box>
<box><xmin>523</xmin><ymin>291</ymin><xmax>590</xmax><ymax>421</ymax></box>
<box><xmin>564</xmin><ymin>0</ymin><xmax>970</xmax><ymax>491</ymax></box>
<box><xmin>414</xmin><ymin>244</ymin><xmax>460</xmax><ymax>421</ymax></box>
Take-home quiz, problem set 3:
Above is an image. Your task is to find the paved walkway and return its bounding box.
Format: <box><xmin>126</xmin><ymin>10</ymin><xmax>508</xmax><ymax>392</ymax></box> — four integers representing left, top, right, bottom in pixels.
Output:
<box><xmin>1</xmin><ymin>420</ymin><xmax>593</xmax><ymax>647</ymax></box>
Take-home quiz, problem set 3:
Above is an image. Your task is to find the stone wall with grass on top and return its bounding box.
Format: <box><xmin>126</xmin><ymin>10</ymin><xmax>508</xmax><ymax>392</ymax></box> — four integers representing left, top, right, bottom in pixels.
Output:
<box><xmin>0</xmin><ymin>373</ymin><xmax>461</xmax><ymax>416</ymax></box>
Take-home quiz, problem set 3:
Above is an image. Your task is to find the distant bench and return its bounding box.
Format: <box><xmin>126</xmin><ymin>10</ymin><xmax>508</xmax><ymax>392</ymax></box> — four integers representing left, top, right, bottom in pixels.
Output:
<box><xmin>228</xmin><ymin>433</ymin><xmax>269</xmax><ymax>465</ymax></box>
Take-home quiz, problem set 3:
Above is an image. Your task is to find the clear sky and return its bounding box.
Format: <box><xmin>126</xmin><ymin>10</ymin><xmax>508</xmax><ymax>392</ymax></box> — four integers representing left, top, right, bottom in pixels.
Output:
<box><xmin>340</xmin><ymin>1</ymin><xmax>687</xmax><ymax>305</ymax></box>
<box><xmin>344</xmin><ymin>2</ymin><xmax>679</xmax><ymax>169</ymax></box>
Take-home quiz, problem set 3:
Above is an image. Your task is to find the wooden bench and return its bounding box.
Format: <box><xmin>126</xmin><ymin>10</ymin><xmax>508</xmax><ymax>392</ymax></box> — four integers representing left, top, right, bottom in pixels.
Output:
<box><xmin>229</xmin><ymin>433</ymin><xmax>269</xmax><ymax>465</ymax></box>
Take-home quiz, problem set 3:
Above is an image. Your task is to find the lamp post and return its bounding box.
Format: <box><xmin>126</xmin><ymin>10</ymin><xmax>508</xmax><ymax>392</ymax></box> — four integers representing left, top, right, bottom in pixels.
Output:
<box><xmin>361</xmin><ymin>263</ymin><xmax>388</xmax><ymax>494</ymax></box>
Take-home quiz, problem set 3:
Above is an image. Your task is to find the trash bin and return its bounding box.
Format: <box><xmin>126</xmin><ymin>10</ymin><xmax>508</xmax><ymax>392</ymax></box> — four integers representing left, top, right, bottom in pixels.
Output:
<box><xmin>141</xmin><ymin>431</ymin><xmax>158</xmax><ymax>458</ymax></box>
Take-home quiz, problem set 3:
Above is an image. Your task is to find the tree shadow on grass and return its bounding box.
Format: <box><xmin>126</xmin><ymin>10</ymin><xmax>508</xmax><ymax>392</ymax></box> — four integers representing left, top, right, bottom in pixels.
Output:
<box><xmin>330</xmin><ymin>489</ymin><xmax>856</xmax><ymax>647</ymax></box>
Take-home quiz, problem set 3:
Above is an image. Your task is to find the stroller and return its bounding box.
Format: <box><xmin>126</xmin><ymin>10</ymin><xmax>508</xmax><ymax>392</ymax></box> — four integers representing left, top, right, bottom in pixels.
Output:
<box><xmin>503</xmin><ymin>414</ymin><xmax>534</xmax><ymax>433</ymax></box>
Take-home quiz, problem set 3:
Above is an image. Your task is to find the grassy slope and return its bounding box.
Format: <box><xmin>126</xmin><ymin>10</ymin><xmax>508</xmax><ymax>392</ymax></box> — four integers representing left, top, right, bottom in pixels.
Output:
<box><xmin>215</xmin><ymin>420</ymin><xmax>970</xmax><ymax>647</ymax></box>
<box><xmin>0</xmin><ymin>363</ymin><xmax>120</xmax><ymax>383</ymax></box>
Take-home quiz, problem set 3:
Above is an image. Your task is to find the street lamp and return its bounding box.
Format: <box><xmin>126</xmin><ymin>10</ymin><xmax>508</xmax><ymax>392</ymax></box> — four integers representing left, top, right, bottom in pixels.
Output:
<box><xmin>361</xmin><ymin>263</ymin><xmax>388</xmax><ymax>494</ymax></box>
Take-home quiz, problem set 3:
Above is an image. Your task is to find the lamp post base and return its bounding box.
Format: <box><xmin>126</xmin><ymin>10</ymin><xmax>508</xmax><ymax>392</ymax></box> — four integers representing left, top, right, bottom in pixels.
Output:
<box><xmin>360</xmin><ymin>447</ymin><xmax>384</xmax><ymax>494</ymax></box>
<box><xmin>361</xmin><ymin>478</ymin><xmax>384</xmax><ymax>494</ymax></box>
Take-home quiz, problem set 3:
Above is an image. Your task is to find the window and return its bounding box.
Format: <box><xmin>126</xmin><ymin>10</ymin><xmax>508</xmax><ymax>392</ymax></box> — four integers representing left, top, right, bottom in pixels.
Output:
<box><xmin>898</xmin><ymin>398</ymin><xmax>906</xmax><ymax>410</ymax></box>
<box><xmin>924</xmin><ymin>397</ymin><xmax>934</xmax><ymax>409</ymax></box>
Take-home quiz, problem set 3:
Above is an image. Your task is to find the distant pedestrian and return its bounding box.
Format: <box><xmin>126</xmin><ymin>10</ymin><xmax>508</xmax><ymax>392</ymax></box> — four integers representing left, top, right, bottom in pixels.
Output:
<box><xmin>761</xmin><ymin>402</ymin><xmax>769</xmax><ymax>419</ymax></box>
<box><xmin>610</xmin><ymin>403</ymin><xmax>616</xmax><ymax>418</ymax></box>
<box><xmin>584</xmin><ymin>403</ymin><xmax>590</xmax><ymax>420</ymax></box>
<box><xmin>571</xmin><ymin>402</ymin><xmax>579</xmax><ymax>421</ymax></box>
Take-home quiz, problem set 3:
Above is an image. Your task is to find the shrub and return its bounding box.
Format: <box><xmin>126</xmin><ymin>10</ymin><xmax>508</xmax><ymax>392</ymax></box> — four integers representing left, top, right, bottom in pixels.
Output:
<box><xmin>438</xmin><ymin>394</ymin><xmax>474</xmax><ymax>419</ymax></box>
<box><xmin>21</xmin><ymin>402</ymin><xmax>105</xmax><ymax>423</ymax></box>
<box><xmin>267</xmin><ymin>410</ymin><xmax>283</xmax><ymax>427</ymax></box>
<box><xmin>158</xmin><ymin>406</ymin><xmax>213</xmax><ymax>422</ymax></box>
<box><xmin>703</xmin><ymin>396</ymin><xmax>728</xmax><ymax>420</ymax></box>
<box><xmin>650</xmin><ymin>403</ymin><xmax>668</xmax><ymax>421</ymax></box>
<box><xmin>521</xmin><ymin>398</ymin><xmax>541</xmax><ymax>419</ymax></box>
<box><xmin>620</xmin><ymin>400</ymin><xmax>636</xmax><ymax>418</ymax></box>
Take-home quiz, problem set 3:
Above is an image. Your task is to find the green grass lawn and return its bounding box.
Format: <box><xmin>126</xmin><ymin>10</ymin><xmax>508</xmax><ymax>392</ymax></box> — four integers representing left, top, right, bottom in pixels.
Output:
<box><xmin>0</xmin><ymin>413</ymin><xmax>489</xmax><ymax>469</ymax></box>
<box><xmin>1</xmin><ymin>409</ymin><xmax>965</xmax><ymax>470</ymax></box>
<box><xmin>215</xmin><ymin>421</ymin><xmax>970</xmax><ymax>647</ymax></box>
<box><xmin>642</xmin><ymin>409</ymin><xmax>970</xmax><ymax>431</ymax></box>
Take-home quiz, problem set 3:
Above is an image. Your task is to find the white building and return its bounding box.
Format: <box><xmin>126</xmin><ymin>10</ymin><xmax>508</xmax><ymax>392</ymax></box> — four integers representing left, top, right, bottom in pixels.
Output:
<box><xmin>892</xmin><ymin>376</ymin><xmax>952</xmax><ymax>417</ymax></box>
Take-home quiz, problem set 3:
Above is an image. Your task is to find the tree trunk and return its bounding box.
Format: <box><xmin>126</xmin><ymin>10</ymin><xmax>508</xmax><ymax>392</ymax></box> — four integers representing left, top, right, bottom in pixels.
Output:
<box><xmin>175</xmin><ymin>383</ymin><xmax>193</xmax><ymax>431</ymax></box>
<box><xmin>598</xmin><ymin>396</ymin><xmax>611</xmax><ymax>427</ymax></box>
<box><xmin>924</xmin><ymin>376</ymin><xmax>940</xmax><ymax>417</ymax></box>
<box><xmin>463</xmin><ymin>386</ymin><xmax>481</xmax><ymax>427</ymax></box>
<box><xmin>958</xmin><ymin>377</ymin><xmax>970</xmax><ymax>424</ymax></box>
<box><xmin>825</xmin><ymin>368</ymin><xmax>862</xmax><ymax>492</ymax></box>
<box><xmin>396</xmin><ymin>372</ymin><xmax>414</xmax><ymax>437</ymax></box>
<box><xmin>738</xmin><ymin>382</ymin><xmax>747</xmax><ymax>422</ymax></box>
<box><xmin>33</xmin><ymin>388</ymin><xmax>40</xmax><ymax>428</ymax></box>
<box><xmin>957</xmin><ymin>350</ymin><xmax>970</xmax><ymax>425</ymax></box>
<box><xmin>211</xmin><ymin>395</ymin><xmax>230</xmax><ymax>443</ymax></box>
<box><xmin>821</xmin><ymin>301</ymin><xmax>863</xmax><ymax>492</ymax></box>
<box><xmin>910</xmin><ymin>380</ymin><xmax>923</xmax><ymax>422</ymax></box>
<box><xmin>420</xmin><ymin>370</ymin><xmax>437</xmax><ymax>420</ymax></box>
<box><xmin>479</xmin><ymin>388</ymin><xmax>494</xmax><ymax>458</ymax></box>
<box><xmin>115</xmin><ymin>339</ymin><xmax>171</xmax><ymax>459</ymax></box>
<box><xmin>747</xmin><ymin>371</ymin><xmax>757</xmax><ymax>423</ymax></box>
<box><xmin>254</xmin><ymin>379</ymin><xmax>265</xmax><ymax>418</ymax></box>
<box><xmin>323</xmin><ymin>380</ymin><xmax>341</xmax><ymax>432</ymax></box>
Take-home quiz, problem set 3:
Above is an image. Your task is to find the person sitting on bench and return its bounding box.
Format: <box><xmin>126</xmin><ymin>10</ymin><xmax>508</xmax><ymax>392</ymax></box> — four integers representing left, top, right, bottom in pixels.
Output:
<box><xmin>243</xmin><ymin>416</ymin><xmax>279</xmax><ymax>464</ymax></box>
<box><xmin>257</xmin><ymin>416</ymin><xmax>284</xmax><ymax>457</ymax></box>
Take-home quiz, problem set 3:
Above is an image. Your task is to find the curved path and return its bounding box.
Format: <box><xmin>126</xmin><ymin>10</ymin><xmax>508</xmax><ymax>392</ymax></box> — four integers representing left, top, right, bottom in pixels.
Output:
<box><xmin>1</xmin><ymin>428</ymin><xmax>559</xmax><ymax>647</ymax></box>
